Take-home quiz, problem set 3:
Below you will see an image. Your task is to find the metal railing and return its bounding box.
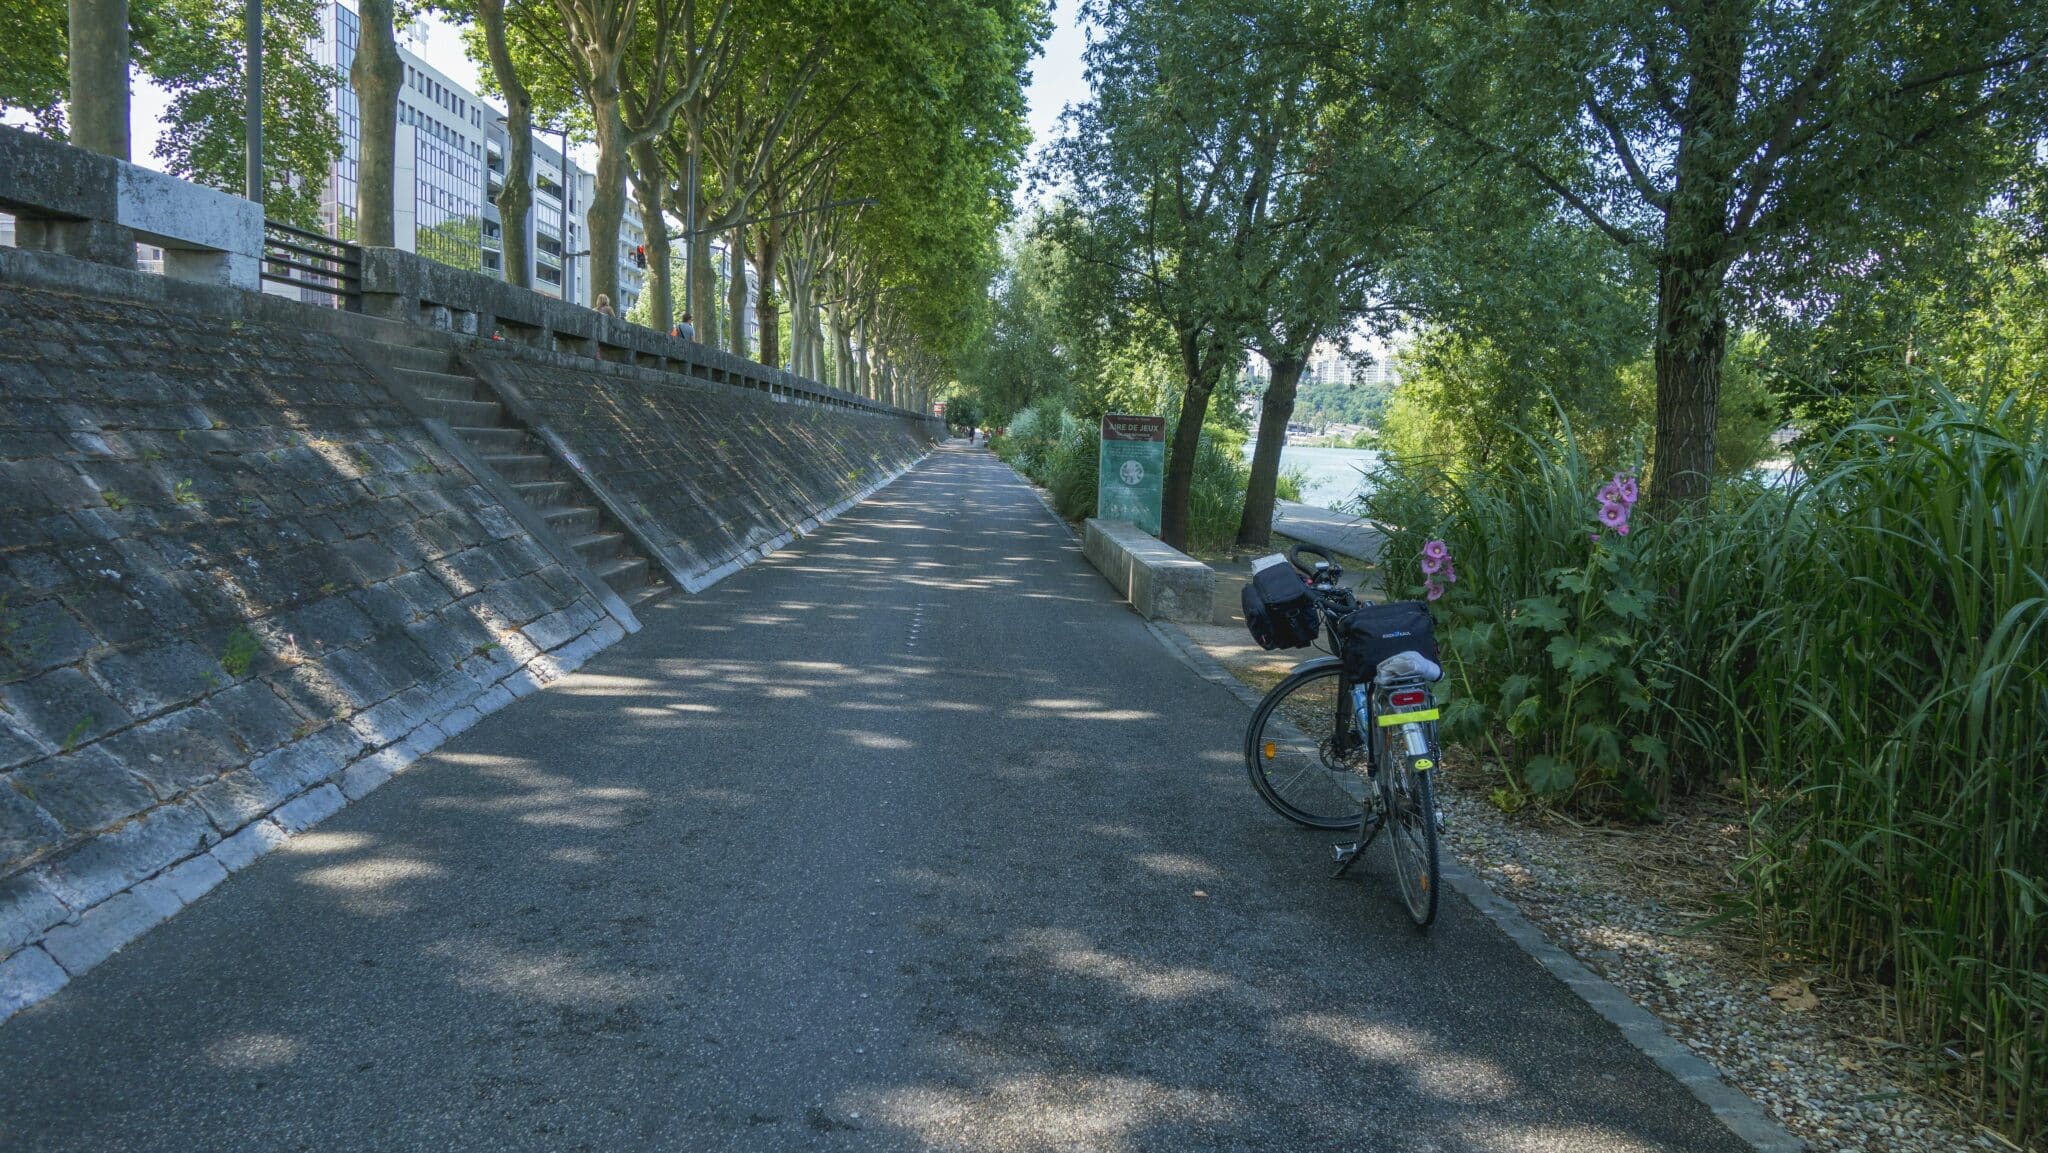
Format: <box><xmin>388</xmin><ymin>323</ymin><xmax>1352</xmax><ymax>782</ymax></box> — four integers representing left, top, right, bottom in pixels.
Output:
<box><xmin>260</xmin><ymin>221</ymin><xmax>362</xmax><ymax>310</ymax></box>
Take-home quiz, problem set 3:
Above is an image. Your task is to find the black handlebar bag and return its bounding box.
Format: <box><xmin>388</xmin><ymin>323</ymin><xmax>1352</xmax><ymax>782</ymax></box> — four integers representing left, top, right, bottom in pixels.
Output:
<box><xmin>1241</xmin><ymin>564</ymin><xmax>1320</xmax><ymax>650</ymax></box>
<box><xmin>1338</xmin><ymin>601</ymin><xmax>1438</xmax><ymax>681</ymax></box>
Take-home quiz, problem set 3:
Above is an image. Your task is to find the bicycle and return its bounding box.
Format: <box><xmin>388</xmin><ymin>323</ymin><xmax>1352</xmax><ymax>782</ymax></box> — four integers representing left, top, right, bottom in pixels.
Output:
<box><xmin>1242</xmin><ymin>544</ymin><xmax>1444</xmax><ymax>927</ymax></box>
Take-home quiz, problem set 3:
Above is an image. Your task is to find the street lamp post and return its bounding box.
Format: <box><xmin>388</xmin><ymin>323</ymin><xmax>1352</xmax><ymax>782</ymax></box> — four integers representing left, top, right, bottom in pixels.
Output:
<box><xmin>557</xmin><ymin>123</ymin><xmax>573</xmax><ymax>306</ymax></box>
<box><xmin>682</xmin><ymin>143</ymin><xmax>697</xmax><ymax>328</ymax></box>
<box><xmin>244</xmin><ymin>0</ymin><xmax>262</xmax><ymax>202</ymax></box>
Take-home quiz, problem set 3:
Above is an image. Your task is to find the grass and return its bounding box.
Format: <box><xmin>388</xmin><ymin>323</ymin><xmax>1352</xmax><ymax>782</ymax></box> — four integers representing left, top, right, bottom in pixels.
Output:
<box><xmin>219</xmin><ymin>628</ymin><xmax>262</xmax><ymax>679</ymax></box>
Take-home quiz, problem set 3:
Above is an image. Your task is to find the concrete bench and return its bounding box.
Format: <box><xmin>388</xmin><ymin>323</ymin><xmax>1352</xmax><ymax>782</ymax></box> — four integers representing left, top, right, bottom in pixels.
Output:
<box><xmin>1083</xmin><ymin>518</ymin><xmax>1215</xmax><ymax>622</ymax></box>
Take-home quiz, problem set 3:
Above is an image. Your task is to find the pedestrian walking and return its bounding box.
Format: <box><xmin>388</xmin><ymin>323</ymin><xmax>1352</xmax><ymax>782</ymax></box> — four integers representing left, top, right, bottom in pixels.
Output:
<box><xmin>675</xmin><ymin>313</ymin><xmax>695</xmax><ymax>341</ymax></box>
<box><xmin>595</xmin><ymin>294</ymin><xmax>615</xmax><ymax>317</ymax></box>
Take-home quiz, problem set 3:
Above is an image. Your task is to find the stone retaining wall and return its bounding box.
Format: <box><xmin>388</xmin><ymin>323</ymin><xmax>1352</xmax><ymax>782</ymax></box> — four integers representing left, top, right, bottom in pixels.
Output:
<box><xmin>0</xmin><ymin>277</ymin><xmax>627</xmax><ymax>1014</ymax></box>
<box><xmin>472</xmin><ymin>349</ymin><xmax>934</xmax><ymax>591</ymax></box>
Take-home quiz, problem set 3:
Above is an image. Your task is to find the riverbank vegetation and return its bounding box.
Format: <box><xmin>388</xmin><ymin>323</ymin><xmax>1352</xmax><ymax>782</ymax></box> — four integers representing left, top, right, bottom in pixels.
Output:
<box><xmin>953</xmin><ymin>0</ymin><xmax>2047</xmax><ymax>1138</ymax></box>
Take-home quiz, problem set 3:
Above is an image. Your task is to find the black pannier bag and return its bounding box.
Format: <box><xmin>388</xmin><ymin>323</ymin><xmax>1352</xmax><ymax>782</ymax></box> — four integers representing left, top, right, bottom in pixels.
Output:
<box><xmin>1241</xmin><ymin>559</ymin><xmax>1321</xmax><ymax>650</ymax></box>
<box><xmin>1338</xmin><ymin>601</ymin><xmax>1438</xmax><ymax>682</ymax></box>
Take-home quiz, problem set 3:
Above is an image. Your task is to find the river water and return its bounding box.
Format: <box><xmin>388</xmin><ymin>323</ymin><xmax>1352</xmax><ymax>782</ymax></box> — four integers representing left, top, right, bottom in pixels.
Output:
<box><xmin>1243</xmin><ymin>443</ymin><xmax>1381</xmax><ymax>511</ymax></box>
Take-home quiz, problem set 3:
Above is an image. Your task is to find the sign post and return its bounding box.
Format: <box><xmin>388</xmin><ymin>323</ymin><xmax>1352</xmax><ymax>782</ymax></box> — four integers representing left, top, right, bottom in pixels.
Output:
<box><xmin>1097</xmin><ymin>414</ymin><xmax>1166</xmax><ymax>536</ymax></box>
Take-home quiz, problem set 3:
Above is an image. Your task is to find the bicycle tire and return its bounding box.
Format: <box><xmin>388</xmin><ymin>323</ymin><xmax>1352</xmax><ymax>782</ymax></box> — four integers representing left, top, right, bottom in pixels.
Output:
<box><xmin>1244</xmin><ymin>661</ymin><xmax>1366</xmax><ymax>830</ymax></box>
<box><xmin>1378</xmin><ymin>725</ymin><xmax>1440</xmax><ymax>927</ymax></box>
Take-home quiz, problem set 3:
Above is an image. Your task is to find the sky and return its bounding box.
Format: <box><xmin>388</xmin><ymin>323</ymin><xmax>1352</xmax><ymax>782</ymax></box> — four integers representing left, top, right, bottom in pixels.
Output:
<box><xmin>1027</xmin><ymin>2</ymin><xmax>1092</xmax><ymax>166</ymax></box>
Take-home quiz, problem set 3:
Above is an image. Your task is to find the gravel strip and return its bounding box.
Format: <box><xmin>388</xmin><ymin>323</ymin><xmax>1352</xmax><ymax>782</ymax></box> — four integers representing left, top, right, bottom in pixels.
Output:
<box><xmin>1175</xmin><ymin>623</ymin><xmax>2023</xmax><ymax>1153</ymax></box>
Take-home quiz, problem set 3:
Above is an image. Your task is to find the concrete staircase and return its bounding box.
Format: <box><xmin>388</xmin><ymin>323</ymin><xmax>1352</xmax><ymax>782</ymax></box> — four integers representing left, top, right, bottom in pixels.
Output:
<box><xmin>378</xmin><ymin>343</ymin><xmax>669</xmax><ymax>607</ymax></box>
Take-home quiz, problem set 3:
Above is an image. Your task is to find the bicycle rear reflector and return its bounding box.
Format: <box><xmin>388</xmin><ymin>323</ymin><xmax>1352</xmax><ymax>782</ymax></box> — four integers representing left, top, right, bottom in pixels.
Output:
<box><xmin>1263</xmin><ymin>741</ymin><xmax>1277</xmax><ymax>760</ymax></box>
<box><xmin>1390</xmin><ymin>690</ymin><xmax>1428</xmax><ymax>708</ymax></box>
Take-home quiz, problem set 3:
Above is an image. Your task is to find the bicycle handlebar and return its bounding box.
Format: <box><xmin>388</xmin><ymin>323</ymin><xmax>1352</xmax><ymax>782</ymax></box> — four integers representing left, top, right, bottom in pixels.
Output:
<box><xmin>1288</xmin><ymin>543</ymin><xmax>1337</xmax><ymax>576</ymax></box>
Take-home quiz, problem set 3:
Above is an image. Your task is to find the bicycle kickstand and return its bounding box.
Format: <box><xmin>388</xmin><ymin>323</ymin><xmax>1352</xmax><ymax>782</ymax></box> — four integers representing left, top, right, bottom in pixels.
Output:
<box><xmin>1332</xmin><ymin>812</ymin><xmax>1383</xmax><ymax>878</ymax></box>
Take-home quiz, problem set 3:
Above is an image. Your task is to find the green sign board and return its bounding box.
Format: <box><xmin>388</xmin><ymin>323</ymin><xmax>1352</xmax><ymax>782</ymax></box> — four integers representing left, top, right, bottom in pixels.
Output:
<box><xmin>1097</xmin><ymin>414</ymin><xmax>1166</xmax><ymax>536</ymax></box>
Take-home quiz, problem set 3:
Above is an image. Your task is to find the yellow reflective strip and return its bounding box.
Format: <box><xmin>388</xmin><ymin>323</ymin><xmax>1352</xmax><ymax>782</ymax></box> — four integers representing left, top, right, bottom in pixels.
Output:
<box><xmin>1375</xmin><ymin>709</ymin><xmax>1439</xmax><ymax>727</ymax></box>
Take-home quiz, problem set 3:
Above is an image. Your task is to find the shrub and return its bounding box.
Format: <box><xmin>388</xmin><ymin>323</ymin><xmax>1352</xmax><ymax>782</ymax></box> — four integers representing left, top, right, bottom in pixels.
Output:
<box><xmin>1172</xmin><ymin>423</ymin><xmax>1242</xmax><ymax>554</ymax></box>
<box><xmin>1276</xmin><ymin>466</ymin><xmax>1306</xmax><ymax>503</ymax></box>
<box><xmin>996</xmin><ymin>404</ymin><xmax>1260</xmax><ymax>554</ymax></box>
<box><xmin>1045</xmin><ymin>412</ymin><xmax>1101</xmax><ymax>520</ymax></box>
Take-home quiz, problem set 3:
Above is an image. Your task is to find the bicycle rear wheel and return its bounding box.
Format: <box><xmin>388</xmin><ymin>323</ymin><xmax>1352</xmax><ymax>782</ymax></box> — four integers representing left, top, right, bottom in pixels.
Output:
<box><xmin>1244</xmin><ymin>662</ymin><xmax>1366</xmax><ymax>830</ymax></box>
<box><xmin>1378</xmin><ymin>731</ymin><xmax>1440</xmax><ymax>927</ymax></box>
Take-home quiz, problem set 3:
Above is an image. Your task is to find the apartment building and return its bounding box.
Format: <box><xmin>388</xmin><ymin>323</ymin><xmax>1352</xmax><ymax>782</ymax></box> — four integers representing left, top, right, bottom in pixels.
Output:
<box><xmin>313</xmin><ymin>2</ymin><xmax>643</xmax><ymax>313</ymax></box>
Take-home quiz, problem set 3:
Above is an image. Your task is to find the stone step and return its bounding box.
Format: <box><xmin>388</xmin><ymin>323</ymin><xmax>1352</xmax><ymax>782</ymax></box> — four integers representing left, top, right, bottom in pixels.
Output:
<box><xmin>394</xmin><ymin>368</ymin><xmax>484</xmax><ymax>403</ymax></box>
<box><xmin>372</xmin><ymin>343</ymin><xmax>457</xmax><ymax>374</ymax></box>
<box><xmin>452</xmin><ymin>426</ymin><xmax>530</xmax><ymax>454</ymax></box>
<box><xmin>592</xmin><ymin>554</ymin><xmax>651</xmax><ymax>593</ymax></box>
<box><xmin>423</xmin><ymin>396</ymin><xmax>504</xmax><ymax>427</ymax></box>
<box><xmin>566</xmin><ymin>531</ymin><xmax>627</xmax><ymax>565</ymax></box>
<box><xmin>512</xmin><ymin>479</ymin><xmax>574</xmax><ymax>508</ymax></box>
<box><xmin>480</xmin><ymin>452</ymin><xmax>554</xmax><ymax>482</ymax></box>
<box><xmin>540</xmin><ymin>503</ymin><xmax>600</xmax><ymax>536</ymax></box>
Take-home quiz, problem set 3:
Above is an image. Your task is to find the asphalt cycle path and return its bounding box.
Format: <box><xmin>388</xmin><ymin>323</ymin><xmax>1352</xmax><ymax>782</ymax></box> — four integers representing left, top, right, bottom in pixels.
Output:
<box><xmin>0</xmin><ymin>445</ymin><xmax>1749</xmax><ymax>1153</ymax></box>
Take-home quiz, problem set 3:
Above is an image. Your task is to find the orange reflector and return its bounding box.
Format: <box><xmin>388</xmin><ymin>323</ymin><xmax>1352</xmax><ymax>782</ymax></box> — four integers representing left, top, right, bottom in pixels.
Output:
<box><xmin>1263</xmin><ymin>741</ymin><xmax>1277</xmax><ymax>760</ymax></box>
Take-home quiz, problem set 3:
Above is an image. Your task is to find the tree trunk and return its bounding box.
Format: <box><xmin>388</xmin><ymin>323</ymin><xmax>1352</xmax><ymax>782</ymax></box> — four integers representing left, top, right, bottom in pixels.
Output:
<box><xmin>479</xmin><ymin>0</ymin><xmax>530</xmax><ymax>287</ymax></box>
<box><xmin>726</xmin><ymin>228</ymin><xmax>750</xmax><ymax>356</ymax></box>
<box><xmin>350</xmin><ymin>0</ymin><xmax>401</xmax><ymax>246</ymax></box>
<box><xmin>689</xmin><ymin>190</ymin><xmax>717</xmax><ymax>347</ymax></box>
<box><xmin>1236</xmin><ymin>355</ymin><xmax>1305</xmax><ymax>549</ymax></box>
<box><xmin>1160</xmin><ymin>330</ymin><xmax>1228</xmax><ymax>550</ymax></box>
<box><xmin>800</xmin><ymin>286</ymin><xmax>823</xmax><ymax>381</ymax></box>
<box><xmin>830</xmin><ymin>306</ymin><xmax>854</xmax><ymax>391</ymax></box>
<box><xmin>1648</xmin><ymin>0</ymin><xmax>1744</xmax><ymax>508</ymax></box>
<box><xmin>68</xmin><ymin>0</ymin><xmax>130</xmax><ymax>159</ymax></box>
<box><xmin>1649</xmin><ymin>265</ymin><xmax>1727</xmax><ymax>506</ymax></box>
<box><xmin>755</xmin><ymin>227</ymin><xmax>781</xmax><ymax>369</ymax></box>
<box><xmin>786</xmin><ymin>263</ymin><xmax>811</xmax><ymax>378</ymax></box>
<box><xmin>585</xmin><ymin>92</ymin><xmax>628</xmax><ymax>310</ymax></box>
<box><xmin>631</xmin><ymin>138</ymin><xmax>669</xmax><ymax>331</ymax></box>
<box><xmin>854</xmin><ymin>315</ymin><xmax>871</xmax><ymax>396</ymax></box>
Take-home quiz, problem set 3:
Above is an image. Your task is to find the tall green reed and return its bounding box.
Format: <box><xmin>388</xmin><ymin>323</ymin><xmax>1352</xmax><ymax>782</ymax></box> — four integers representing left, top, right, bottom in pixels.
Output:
<box><xmin>1366</xmin><ymin>387</ymin><xmax>2047</xmax><ymax>1141</ymax></box>
<box><xmin>1739</xmin><ymin>391</ymin><xmax>2047</xmax><ymax>1137</ymax></box>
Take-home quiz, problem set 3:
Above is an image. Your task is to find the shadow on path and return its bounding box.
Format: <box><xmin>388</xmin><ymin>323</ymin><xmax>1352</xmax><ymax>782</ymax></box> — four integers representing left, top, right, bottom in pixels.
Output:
<box><xmin>0</xmin><ymin>446</ymin><xmax>1747</xmax><ymax>1153</ymax></box>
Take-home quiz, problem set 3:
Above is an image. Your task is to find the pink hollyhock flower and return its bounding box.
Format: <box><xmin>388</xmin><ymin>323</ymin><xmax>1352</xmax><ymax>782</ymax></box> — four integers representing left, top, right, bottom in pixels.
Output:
<box><xmin>1617</xmin><ymin>475</ymin><xmax>1640</xmax><ymax>505</ymax></box>
<box><xmin>1598</xmin><ymin>482</ymin><xmax>1621</xmax><ymax>504</ymax></box>
<box><xmin>1442</xmin><ymin>562</ymin><xmax>1457</xmax><ymax>584</ymax></box>
<box><xmin>1422</xmin><ymin>539</ymin><xmax>1449</xmax><ymax>561</ymax></box>
<box><xmin>1420</xmin><ymin>555</ymin><xmax>1444</xmax><ymax>575</ymax></box>
<box><xmin>1424</xmin><ymin>580</ymin><xmax>1445</xmax><ymax>601</ymax></box>
<box><xmin>1599</xmin><ymin>501</ymin><xmax>1628</xmax><ymax>529</ymax></box>
<box><xmin>1615</xmin><ymin>522</ymin><xmax>1630</xmax><ymax>536</ymax></box>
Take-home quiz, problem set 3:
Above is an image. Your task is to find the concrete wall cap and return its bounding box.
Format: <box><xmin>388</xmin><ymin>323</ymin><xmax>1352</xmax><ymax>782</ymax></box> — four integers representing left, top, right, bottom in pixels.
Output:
<box><xmin>0</xmin><ymin>125</ymin><xmax>119</xmax><ymax>220</ymax></box>
<box><xmin>115</xmin><ymin>166</ymin><xmax>262</xmax><ymax>256</ymax></box>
